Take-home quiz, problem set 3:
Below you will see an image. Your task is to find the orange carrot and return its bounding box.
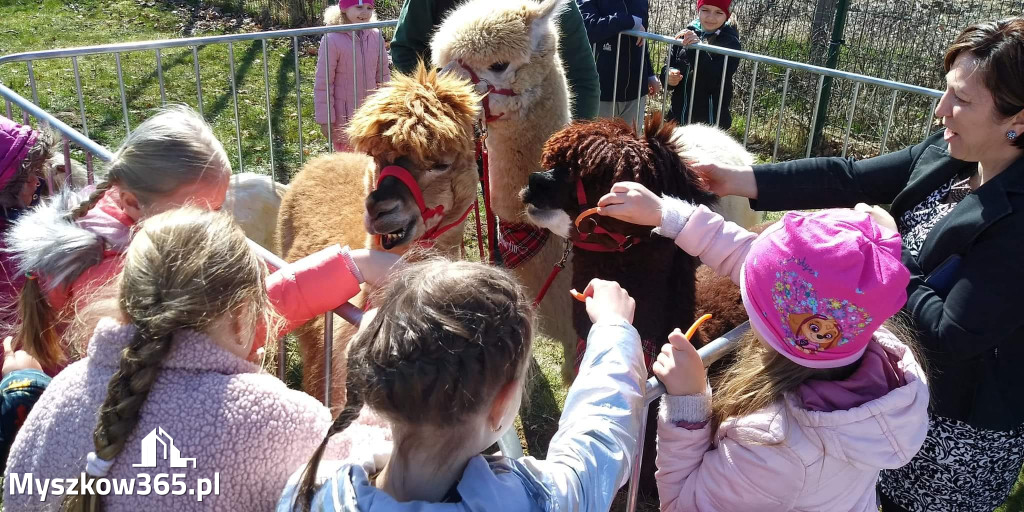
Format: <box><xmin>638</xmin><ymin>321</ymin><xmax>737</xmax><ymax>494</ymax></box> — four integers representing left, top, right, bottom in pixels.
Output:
<box><xmin>574</xmin><ymin>207</ymin><xmax>601</xmax><ymax>229</ymax></box>
<box><xmin>684</xmin><ymin>313</ymin><xmax>713</xmax><ymax>340</ymax></box>
<box><xmin>569</xmin><ymin>288</ymin><xmax>587</xmax><ymax>302</ymax></box>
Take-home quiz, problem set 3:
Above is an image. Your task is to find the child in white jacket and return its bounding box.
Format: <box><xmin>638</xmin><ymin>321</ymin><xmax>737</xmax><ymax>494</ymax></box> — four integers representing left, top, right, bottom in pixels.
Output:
<box><xmin>597</xmin><ymin>182</ymin><xmax>930</xmax><ymax>511</ymax></box>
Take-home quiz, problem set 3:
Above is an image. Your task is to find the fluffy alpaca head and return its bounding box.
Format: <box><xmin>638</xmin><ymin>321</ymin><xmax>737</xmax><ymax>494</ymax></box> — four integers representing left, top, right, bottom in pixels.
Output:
<box><xmin>346</xmin><ymin>63</ymin><xmax>482</xmax><ymax>251</ymax></box>
<box><xmin>522</xmin><ymin>114</ymin><xmax>717</xmax><ymax>249</ymax></box>
<box><xmin>430</xmin><ymin>0</ymin><xmax>564</xmax><ymax>122</ymax></box>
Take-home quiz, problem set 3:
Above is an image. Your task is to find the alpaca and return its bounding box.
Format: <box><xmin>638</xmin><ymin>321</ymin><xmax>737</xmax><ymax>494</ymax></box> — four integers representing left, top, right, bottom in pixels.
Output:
<box><xmin>223</xmin><ymin>172</ymin><xmax>288</xmax><ymax>253</ymax></box>
<box><xmin>276</xmin><ymin>65</ymin><xmax>481</xmax><ymax>405</ymax></box>
<box><xmin>522</xmin><ymin>115</ymin><xmax>757</xmax><ymax>498</ymax></box>
<box><xmin>430</xmin><ymin>0</ymin><xmax>577</xmax><ymax>380</ymax></box>
<box><xmin>669</xmin><ymin>123</ymin><xmax>762</xmax><ymax>229</ymax></box>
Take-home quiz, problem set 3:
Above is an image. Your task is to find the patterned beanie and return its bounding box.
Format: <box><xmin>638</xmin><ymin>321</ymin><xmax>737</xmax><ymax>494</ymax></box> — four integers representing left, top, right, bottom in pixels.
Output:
<box><xmin>740</xmin><ymin>209</ymin><xmax>910</xmax><ymax>369</ymax></box>
<box><xmin>0</xmin><ymin>115</ymin><xmax>40</xmax><ymax>192</ymax></box>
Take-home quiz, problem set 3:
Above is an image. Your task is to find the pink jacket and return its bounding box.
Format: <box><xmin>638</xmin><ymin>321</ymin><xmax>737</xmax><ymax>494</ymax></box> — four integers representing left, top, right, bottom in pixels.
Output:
<box><xmin>3</xmin><ymin>318</ymin><xmax>390</xmax><ymax>511</ymax></box>
<box><xmin>313</xmin><ymin>28</ymin><xmax>390</xmax><ymax>126</ymax></box>
<box><xmin>653</xmin><ymin>199</ymin><xmax>930</xmax><ymax>511</ymax></box>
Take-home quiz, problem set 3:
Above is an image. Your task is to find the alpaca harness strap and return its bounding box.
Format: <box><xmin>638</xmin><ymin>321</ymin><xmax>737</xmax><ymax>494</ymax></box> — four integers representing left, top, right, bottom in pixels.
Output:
<box><xmin>376</xmin><ymin>165</ymin><xmax>474</xmax><ymax>244</ymax></box>
<box><xmin>458</xmin><ymin>60</ymin><xmax>517</xmax><ymax>124</ymax></box>
<box><xmin>572</xmin><ymin>179</ymin><xmax>642</xmax><ymax>252</ymax></box>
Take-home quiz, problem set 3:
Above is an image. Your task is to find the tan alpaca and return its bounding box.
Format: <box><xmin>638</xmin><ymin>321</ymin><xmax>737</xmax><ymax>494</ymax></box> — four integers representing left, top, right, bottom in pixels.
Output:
<box><xmin>431</xmin><ymin>0</ymin><xmax>577</xmax><ymax>380</ymax></box>
<box><xmin>276</xmin><ymin>65</ymin><xmax>481</xmax><ymax>406</ymax></box>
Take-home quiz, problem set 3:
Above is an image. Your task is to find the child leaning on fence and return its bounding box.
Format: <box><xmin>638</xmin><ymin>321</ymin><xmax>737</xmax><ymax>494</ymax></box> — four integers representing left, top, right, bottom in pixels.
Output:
<box><xmin>662</xmin><ymin>0</ymin><xmax>741</xmax><ymax>128</ymax></box>
<box><xmin>3</xmin><ymin>208</ymin><xmax>398</xmax><ymax>512</ymax></box>
<box><xmin>278</xmin><ymin>260</ymin><xmax>646</xmax><ymax>512</ymax></box>
<box><xmin>596</xmin><ymin>182</ymin><xmax>930</xmax><ymax>511</ymax></box>
<box><xmin>314</xmin><ymin>0</ymin><xmax>390</xmax><ymax>152</ymax></box>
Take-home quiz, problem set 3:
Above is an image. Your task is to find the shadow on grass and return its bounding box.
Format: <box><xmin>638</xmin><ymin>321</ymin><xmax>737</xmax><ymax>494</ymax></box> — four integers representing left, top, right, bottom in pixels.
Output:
<box><xmin>520</xmin><ymin>356</ymin><xmax>561</xmax><ymax>458</ymax></box>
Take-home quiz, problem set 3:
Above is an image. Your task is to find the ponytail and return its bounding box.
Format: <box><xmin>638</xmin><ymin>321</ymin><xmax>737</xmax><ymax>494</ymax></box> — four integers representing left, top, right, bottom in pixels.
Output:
<box><xmin>11</xmin><ymin>274</ymin><xmax>64</xmax><ymax>370</ymax></box>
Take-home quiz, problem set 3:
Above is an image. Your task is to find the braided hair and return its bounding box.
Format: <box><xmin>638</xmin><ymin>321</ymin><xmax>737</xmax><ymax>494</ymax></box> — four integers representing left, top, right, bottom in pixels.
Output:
<box><xmin>292</xmin><ymin>259</ymin><xmax>534</xmax><ymax>511</ymax></box>
<box><xmin>61</xmin><ymin>207</ymin><xmax>271</xmax><ymax>512</ymax></box>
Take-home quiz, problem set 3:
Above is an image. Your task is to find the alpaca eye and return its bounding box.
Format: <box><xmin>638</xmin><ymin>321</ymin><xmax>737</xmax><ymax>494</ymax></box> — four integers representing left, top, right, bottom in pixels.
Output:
<box><xmin>489</xmin><ymin>62</ymin><xmax>509</xmax><ymax>72</ymax></box>
<box><xmin>430</xmin><ymin>163</ymin><xmax>451</xmax><ymax>173</ymax></box>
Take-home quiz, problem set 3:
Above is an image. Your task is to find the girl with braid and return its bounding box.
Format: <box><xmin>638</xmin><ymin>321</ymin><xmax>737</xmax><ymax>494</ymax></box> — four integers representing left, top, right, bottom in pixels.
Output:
<box><xmin>278</xmin><ymin>261</ymin><xmax>647</xmax><ymax>512</ymax></box>
<box><xmin>5</xmin><ymin>208</ymin><xmax>396</xmax><ymax>511</ymax></box>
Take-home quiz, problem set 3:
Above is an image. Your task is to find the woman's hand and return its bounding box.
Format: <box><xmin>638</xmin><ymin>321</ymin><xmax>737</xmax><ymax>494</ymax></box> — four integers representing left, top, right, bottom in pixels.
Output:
<box><xmin>855</xmin><ymin>203</ymin><xmax>898</xmax><ymax>234</ymax></box>
<box><xmin>596</xmin><ymin>182</ymin><xmax>663</xmax><ymax>227</ymax></box>
<box><xmin>667</xmin><ymin>68</ymin><xmax>683</xmax><ymax>87</ymax></box>
<box><xmin>675</xmin><ymin>29</ymin><xmax>699</xmax><ymax>46</ymax></box>
<box><xmin>349</xmin><ymin>249</ymin><xmax>402</xmax><ymax>286</ymax></box>
<box><xmin>581</xmin><ymin>279</ymin><xmax>635</xmax><ymax>325</ymax></box>
<box><xmin>689</xmin><ymin>161</ymin><xmax>758</xmax><ymax>199</ymax></box>
<box><xmin>652</xmin><ymin>328</ymin><xmax>706</xmax><ymax>396</ymax></box>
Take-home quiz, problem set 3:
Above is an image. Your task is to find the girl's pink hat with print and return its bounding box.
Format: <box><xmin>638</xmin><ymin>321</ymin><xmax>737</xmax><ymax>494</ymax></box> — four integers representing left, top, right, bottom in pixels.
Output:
<box><xmin>739</xmin><ymin>209</ymin><xmax>910</xmax><ymax>369</ymax></box>
<box><xmin>0</xmin><ymin>115</ymin><xmax>39</xmax><ymax>191</ymax></box>
<box><xmin>338</xmin><ymin>0</ymin><xmax>373</xmax><ymax>8</ymax></box>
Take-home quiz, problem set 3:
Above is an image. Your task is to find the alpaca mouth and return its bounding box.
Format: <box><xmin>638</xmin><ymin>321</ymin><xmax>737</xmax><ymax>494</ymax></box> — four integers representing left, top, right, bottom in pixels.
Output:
<box><xmin>526</xmin><ymin>206</ymin><xmax>571</xmax><ymax>239</ymax></box>
<box><xmin>377</xmin><ymin>221</ymin><xmax>416</xmax><ymax>250</ymax></box>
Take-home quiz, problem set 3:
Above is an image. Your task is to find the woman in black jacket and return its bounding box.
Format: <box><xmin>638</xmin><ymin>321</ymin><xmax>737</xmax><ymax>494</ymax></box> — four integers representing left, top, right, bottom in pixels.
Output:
<box><xmin>662</xmin><ymin>0</ymin><xmax>741</xmax><ymax>128</ymax></box>
<box><xmin>695</xmin><ymin>18</ymin><xmax>1024</xmax><ymax>512</ymax></box>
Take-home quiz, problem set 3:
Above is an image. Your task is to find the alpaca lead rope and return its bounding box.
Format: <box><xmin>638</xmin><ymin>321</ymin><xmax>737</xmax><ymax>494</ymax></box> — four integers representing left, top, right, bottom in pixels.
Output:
<box><xmin>532</xmin><ymin>238</ymin><xmax>572</xmax><ymax>308</ymax></box>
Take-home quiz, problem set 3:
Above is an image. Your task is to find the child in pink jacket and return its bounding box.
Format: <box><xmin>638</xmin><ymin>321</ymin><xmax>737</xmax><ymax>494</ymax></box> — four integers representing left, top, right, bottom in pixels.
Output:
<box><xmin>597</xmin><ymin>182</ymin><xmax>930</xmax><ymax>511</ymax></box>
<box><xmin>314</xmin><ymin>0</ymin><xmax>390</xmax><ymax>152</ymax></box>
<box><xmin>4</xmin><ymin>208</ymin><xmax>397</xmax><ymax>511</ymax></box>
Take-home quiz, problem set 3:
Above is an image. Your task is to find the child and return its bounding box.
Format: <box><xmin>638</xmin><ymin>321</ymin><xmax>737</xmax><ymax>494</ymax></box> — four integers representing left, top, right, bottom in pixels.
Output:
<box><xmin>314</xmin><ymin>0</ymin><xmax>390</xmax><ymax>152</ymax></box>
<box><xmin>663</xmin><ymin>0</ymin><xmax>741</xmax><ymax>128</ymax></box>
<box><xmin>596</xmin><ymin>182</ymin><xmax>930</xmax><ymax>510</ymax></box>
<box><xmin>279</xmin><ymin>261</ymin><xmax>645</xmax><ymax>511</ymax></box>
<box><xmin>4</xmin><ymin>208</ymin><xmax>397</xmax><ymax>511</ymax></box>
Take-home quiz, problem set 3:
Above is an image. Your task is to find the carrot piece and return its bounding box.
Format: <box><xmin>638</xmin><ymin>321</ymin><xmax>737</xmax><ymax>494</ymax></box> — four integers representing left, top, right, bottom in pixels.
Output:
<box><xmin>684</xmin><ymin>314</ymin><xmax>713</xmax><ymax>341</ymax></box>
<box><xmin>574</xmin><ymin>207</ymin><xmax>601</xmax><ymax>229</ymax></box>
<box><xmin>569</xmin><ymin>288</ymin><xmax>587</xmax><ymax>302</ymax></box>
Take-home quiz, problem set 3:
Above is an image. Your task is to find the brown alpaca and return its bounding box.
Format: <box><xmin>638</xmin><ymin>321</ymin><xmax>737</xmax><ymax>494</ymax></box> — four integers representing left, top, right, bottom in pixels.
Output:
<box><xmin>430</xmin><ymin>0</ymin><xmax>577</xmax><ymax>380</ymax></box>
<box><xmin>276</xmin><ymin>64</ymin><xmax>481</xmax><ymax>406</ymax></box>
<box><xmin>522</xmin><ymin>114</ymin><xmax>717</xmax><ymax>499</ymax></box>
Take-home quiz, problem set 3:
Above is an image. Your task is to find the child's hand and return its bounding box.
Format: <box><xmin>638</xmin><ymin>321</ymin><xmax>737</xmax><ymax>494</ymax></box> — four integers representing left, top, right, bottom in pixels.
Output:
<box><xmin>667</xmin><ymin>68</ymin><xmax>683</xmax><ymax>87</ymax></box>
<box><xmin>855</xmin><ymin>203</ymin><xmax>898</xmax><ymax>234</ymax></box>
<box><xmin>675</xmin><ymin>29</ymin><xmax>699</xmax><ymax>46</ymax></box>
<box><xmin>689</xmin><ymin>161</ymin><xmax>757</xmax><ymax>198</ymax></box>
<box><xmin>349</xmin><ymin>249</ymin><xmax>402</xmax><ymax>286</ymax></box>
<box><xmin>2</xmin><ymin>336</ymin><xmax>42</xmax><ymax>377</ymax></box>
<box><xmin>653</xmin><ymin>328</ymin><xmax>706</xmax><ymax>396</ymax></box>
<box><xmin>581</xmin><ymin>279</ymin><xmax>635</xmax><ymax>325</ymax></box>
<box><xmin>596</xmin><ymin>182</ymin><xmax>663</xmax><ymax>227</ymax></box>
<box><xmin>647</xmin><ymin>76</ymin><xmax>662</xmax><ymax>95</ymax></box>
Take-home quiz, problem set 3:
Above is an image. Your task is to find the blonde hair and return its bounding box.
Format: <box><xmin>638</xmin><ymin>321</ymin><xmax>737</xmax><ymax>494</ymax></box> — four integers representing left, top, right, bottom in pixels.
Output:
<box><xmin>324</xmin><ymin>4</ymin><xmax>375</xmax><ymax>26</ymax></box>
<box><xmin>12</xmin><ymin>105</ymin><xmax>231</xmax><ymax>370</ymax></box>
<box><xmin>709</xmin><ymin>318</ymin><xmax>924</xmax><ymax>439</ymax></box>
<box><xmin>293</xmin><ymin>259</ymin><xmax>534</xmax><ymax>511</ymax></box>
<box><xmin>62</xmin><ymin>207</ymin><xmax>276</xmax><ymax>512</ymax></box>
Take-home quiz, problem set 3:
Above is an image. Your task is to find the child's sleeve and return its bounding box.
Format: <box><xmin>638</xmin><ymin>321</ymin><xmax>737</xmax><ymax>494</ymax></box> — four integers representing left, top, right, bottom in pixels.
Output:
<box><xmin>264</xmin><ymin>244</ymin><xmax>362</xmax><ymax>338</ymax></box>
<box><xmin>376</xmin><ymin>31</ymin><xmax>391</xmax><ymax>84</ymax></box>
<box><xmin>514</xmin><ymin>318</ymin><xmax>645</xmax><ymax>512</ymax></box>
<box><xmin>655</xmin><ymin>402</ymin><xmax>804</xmax><ymax>511</ymax></box>
<box><xmin>654</xmin><ymin>197</ymin><xmax>758</xmax><ymax>285</ymax></box>
<box><xmin>313</xmin><ymin>35</ymin><xmax>342</xmax><ymax>125</ymax></box>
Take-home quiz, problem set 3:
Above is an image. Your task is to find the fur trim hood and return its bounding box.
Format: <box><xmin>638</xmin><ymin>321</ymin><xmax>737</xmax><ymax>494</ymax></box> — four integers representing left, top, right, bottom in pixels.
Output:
<box><xmin>3</xmin><ymin>188</ymin><xmax>130</xmax><ymax>293</ymax></box>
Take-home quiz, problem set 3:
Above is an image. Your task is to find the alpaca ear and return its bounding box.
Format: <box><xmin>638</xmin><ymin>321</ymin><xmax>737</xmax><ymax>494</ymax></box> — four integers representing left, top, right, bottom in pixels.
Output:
<box><xmin>529</xmin><ymin>0</ymin><xmax>565</xmax><ymax>53</ymax></box>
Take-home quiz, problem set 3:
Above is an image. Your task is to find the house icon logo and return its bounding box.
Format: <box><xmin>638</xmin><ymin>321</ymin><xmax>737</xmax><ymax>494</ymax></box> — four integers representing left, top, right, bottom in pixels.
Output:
<box><xmin>132</xmin><ymin>427</ymin><xmax>197</xmax><ymax>469</ymax></box>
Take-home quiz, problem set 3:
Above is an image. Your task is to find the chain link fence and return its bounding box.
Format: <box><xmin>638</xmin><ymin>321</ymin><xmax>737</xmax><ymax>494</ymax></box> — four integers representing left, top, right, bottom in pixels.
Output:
<box><xmin>648</xmin><ymin>0</ymin><xmax>1023</xmax><ymax>159</ymax></box>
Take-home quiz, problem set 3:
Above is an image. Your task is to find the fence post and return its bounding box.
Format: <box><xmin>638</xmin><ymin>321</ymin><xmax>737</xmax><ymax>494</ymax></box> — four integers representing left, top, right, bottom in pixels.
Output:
<box><xmin>809</xmin><ymin>0</ymin><xmax>850</xmax><ymax>155</ymax></box>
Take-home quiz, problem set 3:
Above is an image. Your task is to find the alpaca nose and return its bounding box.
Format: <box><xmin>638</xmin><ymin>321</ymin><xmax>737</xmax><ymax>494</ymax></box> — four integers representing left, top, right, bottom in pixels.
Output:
<box><xmin>524</xmin><ymin>170</ymin><xmax>554</xmax><ymax>205</ymax></box>
<box><xmin>368</xmin><ymin>197</ymin><xmax>400</xmax><ymax>219</ymax></box>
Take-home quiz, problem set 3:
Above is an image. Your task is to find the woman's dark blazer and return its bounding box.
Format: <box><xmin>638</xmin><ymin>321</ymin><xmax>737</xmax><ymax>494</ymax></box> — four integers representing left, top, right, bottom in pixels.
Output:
<box><xmin>751</xmin><ymin>130</ymin><xmax>1024</xmax><ymax>431</ymax></box>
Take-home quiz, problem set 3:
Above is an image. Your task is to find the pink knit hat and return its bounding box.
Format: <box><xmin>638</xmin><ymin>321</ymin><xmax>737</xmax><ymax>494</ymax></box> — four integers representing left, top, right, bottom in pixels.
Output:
<box><xmin>740</xmin><ymin>209</ymin><xmax>910</xmax><ymax>369</ymax></box>
<box><xmin>0</xmin><ymin>115</ymin><xmax>40</xmax><ymax>192</ymax></box>
<box><xmin>338</xmin><ymin>0</ymin><xmax>373</xmax><ymax>9</ymax></box>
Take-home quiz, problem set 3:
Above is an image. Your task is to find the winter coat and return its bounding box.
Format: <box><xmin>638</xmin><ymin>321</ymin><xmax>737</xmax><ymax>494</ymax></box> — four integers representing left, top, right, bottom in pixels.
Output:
<box><xmin>577</xmin><ymin>0</ymin><xmax>656</xmax><ymax>103</ymax></box>
<box><xmin>652</xmin><ymin>198</ymin><xmax>930</xmax><ymax>511</ymax></box>
<box><xmin>662</xmin><ymin>20</ymin><xmax>741</xmax><ymax>129</ymax></box>
<box><xmin>752</xmin><ymin>131</ymin><xmax>1024</xmax><ymax>431</ymax></box>
<box><xmin>314</xmin><ymin>25</ymin><xmax>390</xmax><ymax>128</ymax></box>
<box><xmin>389</xmin><ymin>0</ymin><xmax>601</xmax><ymax>121</ymax></box>
<box><xmin>3</xmin><ymin>187</ymin><xmax>363</xmax><ymax>373</ymax></box>
<box><xmin>276</xmin><ymin>318</ymin><xmax>646</xmax><ymax>511</ymax></box>
<box><xmin>3</xmin><ymin>318</ymin><xmax>391</xmax><ymax>511</ymax></box>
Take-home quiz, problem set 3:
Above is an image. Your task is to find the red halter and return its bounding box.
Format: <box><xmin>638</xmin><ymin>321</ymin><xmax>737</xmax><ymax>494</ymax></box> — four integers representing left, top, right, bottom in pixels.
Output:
<box><xmin>572</xmin><ymin>179</ymin><xmax>641</xmax><ymax>252</ymax></box>
<box><xmin>376</xmin><ymin>165</ymin><xmax>474</xmax><ymax>245</ymax></box>
<box><xmin>458</xmin><ymin>60</ymin><xmax>517</xmax><ymax>124</ymax></box>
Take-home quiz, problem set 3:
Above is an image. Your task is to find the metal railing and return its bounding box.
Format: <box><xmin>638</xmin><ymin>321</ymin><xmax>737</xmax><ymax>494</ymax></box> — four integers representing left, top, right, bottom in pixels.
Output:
<box><xmin>610</xmin><ymin>30</ymin><xmax>942</xmax><ymax>161</ymax></box>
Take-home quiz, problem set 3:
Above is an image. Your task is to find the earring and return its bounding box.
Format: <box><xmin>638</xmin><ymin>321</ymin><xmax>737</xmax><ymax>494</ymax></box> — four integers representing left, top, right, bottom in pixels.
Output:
<box><xmin>1009</xmin><ymin>130</ymin><xmax>1018</xmax><ymax>141</ymax></box>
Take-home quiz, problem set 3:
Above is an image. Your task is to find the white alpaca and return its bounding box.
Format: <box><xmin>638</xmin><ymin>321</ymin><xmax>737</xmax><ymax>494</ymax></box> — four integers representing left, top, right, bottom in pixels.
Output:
<box><xmin>431</xmin><ymin>0</ymin><xmax>577</xmax><ymax>380</ymax></box>
<box><xmin>223</xmin><ymin>172</ymin><xmax>288</xmax><ymax>253</ymax></box>
<box><xmin>670</xmin><ymin>123</ymin><xmax>762</xmax><ymax>228</ymax></box>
